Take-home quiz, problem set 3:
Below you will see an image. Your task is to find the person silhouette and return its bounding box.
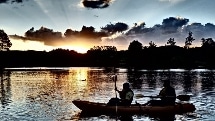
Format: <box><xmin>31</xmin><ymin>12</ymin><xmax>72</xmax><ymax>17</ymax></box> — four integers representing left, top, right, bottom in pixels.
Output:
<box><xmin>115</xmin><ymin>82</ymin><xmax>134</xmax><ymax>106</ymax></box>
<box><xmin>144</xmin><ymin>80</ymin><xmax>176</xmax><ymax>106</ymax></box>
<box><xmin>107</xmin><ymin>82</ymin><xmax>134</xmax><ymax>106</ymax></box>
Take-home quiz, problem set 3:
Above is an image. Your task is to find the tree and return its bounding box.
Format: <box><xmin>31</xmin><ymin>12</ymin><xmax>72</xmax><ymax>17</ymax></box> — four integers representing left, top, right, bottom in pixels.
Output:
<box><xmin>87</xmin><ymin>46</ymin><xmax>118</xmax><ymax>66</ymax></box>
<box><xmin>184</xmin><ymin>31</ymin><xmax>195</xmax><ymax>49</ymax></box>
<box><xmin>201</xmin><ymin>38</ymin><xmax>215</xmax><ymax>48</ymax></box>
<box><xmin>128</xmin><ymin>40</ymin><xmax>143</xmax><ymax>51</ymax></box>
<box><xmin>0</xmin><ymin>30</ymin><xmax>12</xmax><ymax>51</ymax></box>
<box><xmin>167</xmin><ymin>38</ymin><xmax>176</xmax><ymax>46</ymax></box>
<box><xmin>89</xmin><ymin>46</ymin><xmax>117</xmax><ymax>52</ymax></box>
<box><xmin>127</xmin><ymin>40</ymin><xmax>143</xmax><ymax>67</ymax></box>
<box><xmin>148</xmin><ymin>41</ymin><xmax>157</xmax><ymax>48</ymax></box>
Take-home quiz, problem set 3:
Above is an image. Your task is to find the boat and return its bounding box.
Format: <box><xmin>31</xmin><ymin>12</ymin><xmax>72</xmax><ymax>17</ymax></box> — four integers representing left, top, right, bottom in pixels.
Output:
<box><xmin>72</xmin><ymin>100</ymin><xmax>196</xmax><ymax>116</ymax></box>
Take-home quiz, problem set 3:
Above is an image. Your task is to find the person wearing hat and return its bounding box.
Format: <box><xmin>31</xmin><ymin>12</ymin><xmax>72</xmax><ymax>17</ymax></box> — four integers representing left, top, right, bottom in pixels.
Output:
<box><xmin>115</xmin><ymin>82</ymin><xmax>134</xmax><ymax>106</ymax></box>
<box><xmin>143</xmin><ymin>80</ymin><xmax>176</xmax><ymax>106</ymax></box>
<box><xmin>158</xmin><ymin>80</ymin><xmax>176</xmax><ymax>105</ymax></box>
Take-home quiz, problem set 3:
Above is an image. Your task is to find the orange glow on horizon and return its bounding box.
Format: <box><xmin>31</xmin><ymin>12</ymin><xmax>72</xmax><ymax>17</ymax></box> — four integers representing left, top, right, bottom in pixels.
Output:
<box><xmin>10</xmin><ymin>39</ymin><xmax>54</xmax><ymax>51</ymax></box>
<box><xmin>10</xmin><ymin>38</ymin><xmax>92</xmax><ymax>53</ymax></box>
<box><xmin>59</xmin><ymin>45</ymin><xmax>89</xmax><ymax>53</ymax></box>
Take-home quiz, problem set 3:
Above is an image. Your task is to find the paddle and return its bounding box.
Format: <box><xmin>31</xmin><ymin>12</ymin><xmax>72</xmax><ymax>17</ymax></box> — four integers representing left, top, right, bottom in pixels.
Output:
<box><xmin>114</xmin><ymin>75</ymin><xmax>117</xmax><ymax>98</ymax></box>
<box><xmin>135</xmin><ymin>94</ymin><xmax>190</xmax><ymax>101</ymax></box>
<box><xmin>113</xmin><ymin>75</ymin><xmax>118</xmax><ymax>114</ymax></box>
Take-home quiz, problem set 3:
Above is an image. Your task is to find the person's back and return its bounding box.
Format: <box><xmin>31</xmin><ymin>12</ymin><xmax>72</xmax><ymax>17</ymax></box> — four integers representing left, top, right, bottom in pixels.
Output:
<box><xmin>143</xmin><ymin>80</ymin><xmax>176</xmax><ymax>106</ymax></box>
<box><xmin>107</xmin><ymin>82</ymin><xmax>133</xmax><ymax>106</ymax></box>
<box><xmin>159</xmin><ymin>80</ymin><xmax>176</xmax><ymax>105</ymax></box>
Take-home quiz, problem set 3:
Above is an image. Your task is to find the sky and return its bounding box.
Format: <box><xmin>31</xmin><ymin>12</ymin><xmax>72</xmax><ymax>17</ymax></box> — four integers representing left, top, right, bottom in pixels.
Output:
<box><xmin>1</xmin><ymin>0</ymin><xmax>215</xmax><ymax>53</ymax></box>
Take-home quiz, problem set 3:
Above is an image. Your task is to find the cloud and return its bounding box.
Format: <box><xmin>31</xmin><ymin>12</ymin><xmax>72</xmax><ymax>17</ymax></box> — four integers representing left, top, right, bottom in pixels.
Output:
<box><xmin>126</xmin><ymin>17</ymin><xmax>189</xmax><ymax>36</ymax></box>
<box><xmin>10</xmin><ymin>27</ymin><xmax>63</xmax><ymax>46</ymax></box>
<box><xmin>0</xmin><ymin>0</ymin><xmax>7</xmax><ymax>3</ymax></box>
<box><xmin>10</xmin><ymin>17</ymin><xmax>215</xmax><ymax>50</ymax></box>
<box><xmin>64</xmin><ymin>26</ymin><xmax>109</xmax><ymax>41</ymax></box>
<box><xmin>101</xmin><ymin>22</ymin><xmax>129</xmax><ymax>35</ymax></box>
<box><xmin>0</xmin><ymin>0</ymin><xmax>23</xmax><ymax>4</ymax></box>
<box><xmin>101</xmin><ymin>35</ymin><xmax>129</xmax><ymax>48</ymax></box>
<box><xmin>10</xmin><ymin>25</ymin><xmax>110</xmax><ymax>46</ymax></box>
<box><xmin>161</xmin><ymin>17</ymin><xmax>189</xmax><ymax>33</ymax></box>
<box><xmin>10</xmin><ymin>22</ymin><xmax>129</xmax><ymax>47</ymax></box>
<box><xmin>159</xmin><ymin>0</ymin><xmax>186</xmax><ymax>3</ymax></box>
<box><xmin>81</xmin><ymin>0</ymin><xmax>113</xmax><ymax>9</ymax></box>
<box><xmin>184</xmin><ymin>23</ymin><xmax>215</xmax><ymax>40</ymax></box>
<box><xmin>123</xmin><ymin>17</ymin><xmax>215</xmax><ymax>47</ymax></box>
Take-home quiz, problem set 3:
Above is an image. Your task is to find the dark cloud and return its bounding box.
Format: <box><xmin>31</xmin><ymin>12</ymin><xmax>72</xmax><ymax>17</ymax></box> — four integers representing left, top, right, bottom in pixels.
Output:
<box><xmin>82</xmin><ymin>0</ymin><xmax>112</xmax><ymax>9</ymax></box>
<box><xmin>162</xmin><ymin>17</ymin><xmax>189</xmax><ymax>33</ymax></box>
<box><xmin>0</xmin><ymin>0</ymin><xmax>7</xmax><ymax>3</ymax></box>
<box><xmin>0</xmin><ymin>0</ymin><xmax>23</xmax><ymax>4</ymax></box>
<box><xmin>10</xmin><ymin>26</ymin><xmax>109</xmax><ymax>46</ymax></box>
<box><xmin>123</xmin><ymin>17</ymin><xmax>215</xmax><ymax>47</ymax></box>
<box><xmin>184</xmin><ymin>22</ymin><xmax>215</xmax><ymax>40</ymax></box>
<box><xmin>125</xmin><ymin>17</ymin><xmax>190</xmax><ymax>45</ymax></box>
<box><xmin>126</xmin><ymin>22</ymin><xmax>153</xmax><ymax>35</ymax></box>
<box><xmin>10</xmin><ymin>17</ymin><xmax>215</xmax><ymax>48</ymax></box>
<box><xmin>101</xmin><ymin>22</ymin><xmax>129</xmax><ymax>34</ymax></box>
<box><xmin>64</xmin><ymin>26</ymin><xmax>108</xmax><ymax>39</ymax></box>
<box><xmin>11</xmin><ymin>0</ymin><xmax>22</xmax><ymax>3</ymax></box>
<box><xmin>10</xmin><ymin>27</ymin><xmax>63</xmax><ymax>46</ymax></box>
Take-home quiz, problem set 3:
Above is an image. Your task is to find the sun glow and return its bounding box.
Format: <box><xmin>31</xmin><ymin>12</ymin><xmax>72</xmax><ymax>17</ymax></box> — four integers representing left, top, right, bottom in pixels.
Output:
<box><xmin>10</xmin><ymin>39</ymin><xmax>91</xmax><ymax>53</ymax></box>
<box><xmin>10</xmin><ymin>39</ymin><xmax>54</xmax><ymax>51</ymax></box>
<box><xmin>59</xmin><ymin>45</ymin><xmax>89</xmax><ymax>53</ymax></box>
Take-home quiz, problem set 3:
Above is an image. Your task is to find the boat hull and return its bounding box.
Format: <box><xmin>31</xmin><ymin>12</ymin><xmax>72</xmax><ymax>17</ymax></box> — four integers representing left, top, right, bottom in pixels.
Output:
<box><xmin>72</xmin><ymin>100</ymin><xmax>195</xmax><ymax>115</ymax></box>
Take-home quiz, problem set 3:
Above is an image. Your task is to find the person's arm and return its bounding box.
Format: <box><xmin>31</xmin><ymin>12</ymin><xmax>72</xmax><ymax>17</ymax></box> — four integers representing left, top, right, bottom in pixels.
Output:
<box><xmin>115</xmin><ymin>88</ymin><xmax>120</xmax><ymax>93</ymax></box>
<box><xmin>115</xmin><ymin>88</ymin><xmax>123</xmax><ymax>98</ymax></box>
<box><xmin>159</xmin><ymin>88</ymin><xmax>165</xmax><ymax>97</ymax></box>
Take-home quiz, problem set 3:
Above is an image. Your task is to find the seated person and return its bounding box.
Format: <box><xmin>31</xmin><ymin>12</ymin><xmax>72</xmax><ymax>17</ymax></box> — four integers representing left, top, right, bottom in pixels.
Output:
<box><xmin>144</xmin><ymin>80</ymin><xmax>176</xmax><ymax>106</ymax></box>
<box><xmin>107</xmin><ymin>82</ymin><xmax>134</xmax><ymax>106</ymax></box>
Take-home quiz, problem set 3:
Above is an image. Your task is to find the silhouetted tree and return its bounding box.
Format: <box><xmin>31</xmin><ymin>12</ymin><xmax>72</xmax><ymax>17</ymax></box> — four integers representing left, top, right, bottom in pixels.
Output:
<box><xmin>127</xmin><ymin>40</ymin><xmax>143</xmax><ymax>67</ymax></box>
<box><xmin>201</xmin><ymin>38</ymin><xmax>215</xmax><ymax>48</ymax></box>
<box><xmin>167</xmin><ymin>38</ymin><xmax>176</xmax><ymax>46</ymax></box>
<box><xmin>148</xmin><ymin>41</ymin><xmax>157</xmax><ymax>48</ymax></box>
<box><xmin>87</xmin><ymin>46</ymin><xmax>117</xmax><ymax>66</ymax></box>
<box><xmin>184</xmin><ymin>31</ymin><xmax>195</xmax><ymax>48</ymax></box>
<box><xmin>128</xmin><ymin>40</ymin><xmax>143</xmax><ymax>51</ymax></box>
<box><xmin>89</xmin><ymin>46</ymin><xmax>117</xmax><ymax>51</ymax></box>
<box><xmin>0</xmin><ymin>30</ymin><xmax>12</xmax><ymax>51</ymax></box>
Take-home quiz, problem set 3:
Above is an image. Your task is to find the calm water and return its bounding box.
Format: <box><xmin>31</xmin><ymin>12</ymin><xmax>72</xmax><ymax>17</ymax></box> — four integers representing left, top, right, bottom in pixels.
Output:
<box><xmin>0</xmin><ymin>67</ymin><xmax>215</xmax><ymax>121</ymax></box>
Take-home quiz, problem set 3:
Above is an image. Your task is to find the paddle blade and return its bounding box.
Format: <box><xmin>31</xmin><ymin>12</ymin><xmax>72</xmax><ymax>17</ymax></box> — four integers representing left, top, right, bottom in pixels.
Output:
<box><xmin>177</xmin><ymin>95</ymin><xmax>190</xmax><ymax>101</ymax></box>
<box><xmin>135</xmin><ymin>94</ymin><xmax>145</xmax><ymax>99</ymax></box>
<box><xmin>114</xmin><ymin>75</ymin><xmax>117</xmax><ymax>81</ymax></box>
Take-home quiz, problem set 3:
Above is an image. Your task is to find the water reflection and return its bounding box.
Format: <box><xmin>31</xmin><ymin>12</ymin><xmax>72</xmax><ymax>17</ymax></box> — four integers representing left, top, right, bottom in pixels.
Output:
<box><xmin>0</xmin><ymin>71</ymin><xmax>11</xmax><ymax>108</ymax></box>
<box><xmin>0</xmin><ymin>67</ymin><xmax>214</xmax><ymax>120</ymax></box>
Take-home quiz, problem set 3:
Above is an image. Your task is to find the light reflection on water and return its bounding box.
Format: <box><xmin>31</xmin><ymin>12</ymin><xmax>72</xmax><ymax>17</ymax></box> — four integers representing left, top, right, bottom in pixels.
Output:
<box><xmin>0</xmin><ymin>67</ymin><xmax>215</xmax><ymax>121</ymax></box>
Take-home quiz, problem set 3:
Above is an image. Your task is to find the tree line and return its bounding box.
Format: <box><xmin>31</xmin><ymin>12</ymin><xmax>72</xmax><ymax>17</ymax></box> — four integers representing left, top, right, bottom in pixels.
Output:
<box><xmin>1</xmin><ymin>29</ymin><xmax>215</xmax><ymax>69</ymax></box>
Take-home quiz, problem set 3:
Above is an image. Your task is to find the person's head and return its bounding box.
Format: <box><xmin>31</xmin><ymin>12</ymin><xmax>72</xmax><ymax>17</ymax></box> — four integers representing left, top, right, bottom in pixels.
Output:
<box><xmin>123</xmin><ymin>82</ymin><xmax>130</xmax><ymax>89</ymax></box>
<box><xmin>163</xmin><ymin>80</ymin><xmax>171</xmax><ymax>87</ymax></box>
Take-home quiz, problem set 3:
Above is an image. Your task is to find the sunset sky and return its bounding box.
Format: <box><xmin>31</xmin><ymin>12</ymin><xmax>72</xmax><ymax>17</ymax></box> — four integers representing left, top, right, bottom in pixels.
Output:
<box><xmin>1</xmin><ymin>0</ymin><xmax>215</xmax><ymax>53</ymax></box>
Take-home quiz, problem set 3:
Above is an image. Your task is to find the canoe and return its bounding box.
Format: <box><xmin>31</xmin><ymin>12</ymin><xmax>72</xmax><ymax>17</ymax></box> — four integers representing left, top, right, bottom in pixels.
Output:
<box><xmin>72</xmin><ymin>100</ymin><xmax>195</xmax><ymax>116</ymax></box>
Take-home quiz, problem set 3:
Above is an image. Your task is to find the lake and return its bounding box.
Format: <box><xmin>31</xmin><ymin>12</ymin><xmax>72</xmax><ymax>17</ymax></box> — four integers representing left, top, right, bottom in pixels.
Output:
<box><xmin>0</xmin><ymin>67</ymin><xmax>215</xmax><ymax>121</ymax></box>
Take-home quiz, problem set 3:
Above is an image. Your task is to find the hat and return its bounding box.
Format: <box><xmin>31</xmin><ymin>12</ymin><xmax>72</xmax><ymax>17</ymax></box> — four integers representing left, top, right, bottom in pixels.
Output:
<box><xmin>123</xmin><ymin>82</ymin><xmax>130</xmax><ymax>89</ymax></box>
<box><xmin>163</xmin><ymin>80</ymin><xmax>170</xmax><ymax>87</ymax></box>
